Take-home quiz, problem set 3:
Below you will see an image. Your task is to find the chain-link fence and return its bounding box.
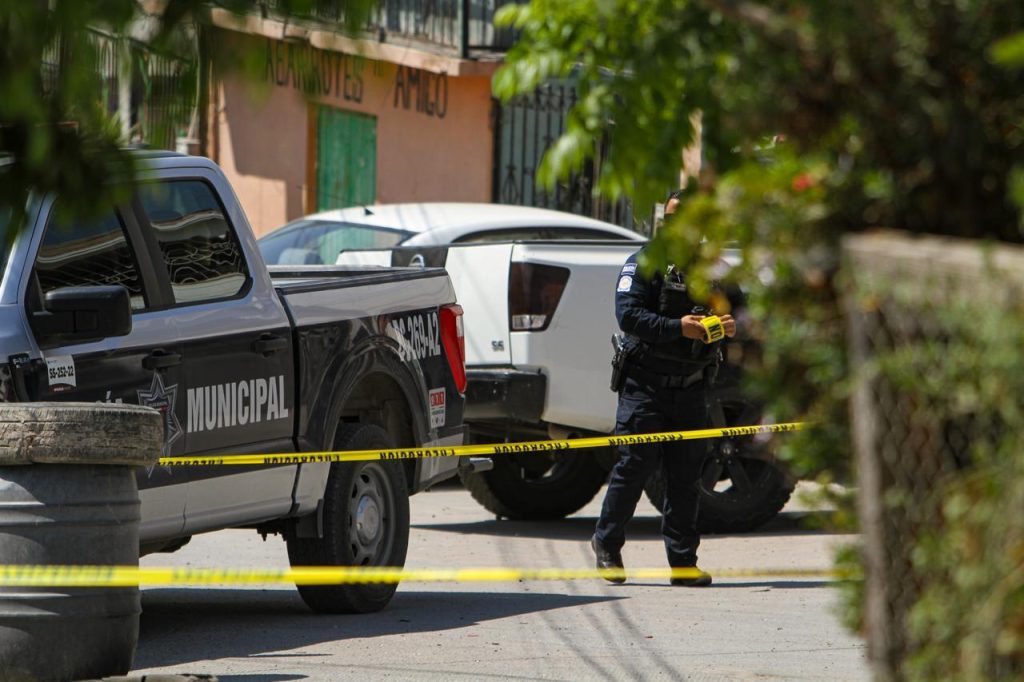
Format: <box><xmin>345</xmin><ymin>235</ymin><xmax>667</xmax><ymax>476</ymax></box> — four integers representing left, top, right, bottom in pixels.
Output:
<box><xmin>843</xmin><ymin>231</ymin><xmax>1024</xmax><ymax>681</ymax></box>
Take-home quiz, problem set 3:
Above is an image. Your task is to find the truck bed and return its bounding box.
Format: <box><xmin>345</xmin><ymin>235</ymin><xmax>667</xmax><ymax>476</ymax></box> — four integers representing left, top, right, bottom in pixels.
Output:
<box><xmin>268</xmin><ymin>264</ymin><xmax>450</xmax><ymax>293</ymax></box>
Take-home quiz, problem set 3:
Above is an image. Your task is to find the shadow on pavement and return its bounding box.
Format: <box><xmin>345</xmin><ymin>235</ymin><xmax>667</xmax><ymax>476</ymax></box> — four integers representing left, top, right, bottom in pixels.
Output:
<box><xmin>415</xmin><ymin>510</ymin><xmax>848</xmax><ymax>540</ymax></box>
<box><xmin>216</xmin><ymin>677</ymin><xmax>307</xmax><ymax>682</ymax></box>
<box><xmin>135</xmin><ymin>589</ymin><xmax>622</xmax><ymax>670</ymax></box>
<box><xmin>703</xmin><ymin>580</ymin><xmax>838</xmax><ymax>589</ymax></box>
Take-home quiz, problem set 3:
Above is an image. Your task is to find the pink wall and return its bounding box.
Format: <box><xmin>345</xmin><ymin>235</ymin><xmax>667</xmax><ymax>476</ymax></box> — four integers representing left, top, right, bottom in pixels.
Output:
<box><xmin>212</xmin><ymin>32</ymin><xmax>495</xmax><ymax>238</ymax></box>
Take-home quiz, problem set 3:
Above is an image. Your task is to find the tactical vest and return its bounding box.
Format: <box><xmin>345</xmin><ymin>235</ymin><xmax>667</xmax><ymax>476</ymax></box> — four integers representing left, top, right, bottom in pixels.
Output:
<box><xmin>630</xmin><ymin>265</ymin><xmax>719</xmax><ymax>376</ymax></box>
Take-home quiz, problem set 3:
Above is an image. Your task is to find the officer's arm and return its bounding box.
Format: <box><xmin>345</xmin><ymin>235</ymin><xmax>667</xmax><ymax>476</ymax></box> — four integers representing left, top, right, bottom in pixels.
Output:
<box><xmin>615</xmin><ymin>265</ymin><xmax>683</xmax><ymax>343</ymax></box>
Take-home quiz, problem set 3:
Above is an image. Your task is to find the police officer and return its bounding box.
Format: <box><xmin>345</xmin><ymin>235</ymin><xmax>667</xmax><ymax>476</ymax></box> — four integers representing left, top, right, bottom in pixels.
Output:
<box><xmin>591</xmin><ymin>192</ymin><xmax>736</xmax><ymax>586</ymax></box>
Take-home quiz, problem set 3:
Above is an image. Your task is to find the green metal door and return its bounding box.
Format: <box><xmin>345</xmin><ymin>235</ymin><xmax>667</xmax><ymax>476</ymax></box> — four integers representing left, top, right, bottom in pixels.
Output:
<box><xmin>316</xmin><ymin>106</ymin><xmax>377</xmax><ymax>210</ymax></box>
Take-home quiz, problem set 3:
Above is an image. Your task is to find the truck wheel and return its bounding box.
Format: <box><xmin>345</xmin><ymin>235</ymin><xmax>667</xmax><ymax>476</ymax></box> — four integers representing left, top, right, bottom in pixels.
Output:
<box><xmin>286</xmin><ymin>424</ymin><xmax>410</xmax><ymax>614</ymax></box>
<box><xmin>459</xmin><ymin>444</ymin><xmax>609</xmax><ymax>520</ymax></box>
<box><xmin>644</xmin><ymin>452</ymin><xmax>794</xmax><ymax>533</ymax></box>
<box><xmin>643</xmin><ymin>384</ymin><xmax>794</xmax><ymax>533</ymax></box>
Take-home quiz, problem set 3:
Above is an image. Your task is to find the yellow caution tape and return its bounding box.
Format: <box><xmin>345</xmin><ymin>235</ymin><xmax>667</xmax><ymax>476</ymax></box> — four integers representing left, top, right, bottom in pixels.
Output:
<box><xmin>0</xmin><ymin>564</ymin><xmax>855</xmax><ymax>587</ymax></box>
<box><xmin>157</xmin><ymin>421</ymin><xmax>808</xmax><ymax>467</ymax></box>
<box><xmin>701</xmin><ymin>315</ymin><xmax>725</xmax><ymax>343</ymax></box>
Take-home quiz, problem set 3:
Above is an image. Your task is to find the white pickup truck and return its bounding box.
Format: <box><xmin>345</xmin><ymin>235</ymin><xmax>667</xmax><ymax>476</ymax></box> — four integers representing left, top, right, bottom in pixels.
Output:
<box><xmin>264</xmin><ymin>203</ymin><xmax>793</xmax><ymax>532</ymax></box>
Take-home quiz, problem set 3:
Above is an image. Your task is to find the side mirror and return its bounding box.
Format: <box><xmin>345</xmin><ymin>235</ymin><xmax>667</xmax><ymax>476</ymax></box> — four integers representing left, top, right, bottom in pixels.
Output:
<box><xmin>31</xmin><ymin>285</ymin><xmax>132</xmax><ymax>346</ymax></box>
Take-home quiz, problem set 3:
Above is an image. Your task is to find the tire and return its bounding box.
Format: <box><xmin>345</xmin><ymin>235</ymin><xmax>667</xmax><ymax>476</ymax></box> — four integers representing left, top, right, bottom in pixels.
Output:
<box><xmin>286</xmin><ymin>423</ymin><xmax>410</xmax><ymax>614</ymax></box>
<box><xmin>643</xmin><ymin>381</ymin><xmax>794</xmax><ymax>534</ymax></box>
<box><xmin>645</xmin><ymin>453</ymin><xmax>793</xmax><ymax>534</ymax></box>
<box><xmin>459</xmin><ymin>438</ymin><xmax>610</xmax><ymax>520</ymax></box>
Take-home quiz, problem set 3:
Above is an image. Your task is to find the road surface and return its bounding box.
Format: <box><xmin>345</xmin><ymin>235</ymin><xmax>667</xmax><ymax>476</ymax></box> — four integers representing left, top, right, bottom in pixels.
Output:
<box><xmin>131</xmin><ymin>483</ymin><xmax>868</xmax><ymax>681</ymax></box>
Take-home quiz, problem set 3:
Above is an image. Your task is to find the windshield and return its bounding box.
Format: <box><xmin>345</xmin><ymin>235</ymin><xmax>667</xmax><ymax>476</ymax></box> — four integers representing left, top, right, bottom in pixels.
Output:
<box><xmin>258</xmin><ymin>220</ymin><xmax>414</xmax><ymax>265</ymax></box>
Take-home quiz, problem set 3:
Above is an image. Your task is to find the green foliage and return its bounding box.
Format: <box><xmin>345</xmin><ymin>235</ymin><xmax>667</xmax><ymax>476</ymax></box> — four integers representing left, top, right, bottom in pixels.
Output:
<box><xmin>991</xmin><ymin>32</ymin><xmax>1024</xmax><ymax>68</ymax></box>
<box><xmin>497</xmin><ymin>1</ymin><xmax>1024</xmax><ymax>241</ymax></box>
<box><xmin>493</xmin><ymin>0</ymin><xmax>1023</xmax><ymax>490</ymax></box>
<box><xmin>834</xmin><ymin>542</ymin><xmax>865</xmax><ymax>634</ymax></box>
<box><xmin>857</xmin><ymin>283</ymin><xmax>1024</xmax><ymax>680</ymax></box>
<box><xmin>494</xmin><ymin>0</ymin><xmax>738</xmax><ymax>212</ymax></box>
<box><xmin>493</xmin><ymin>1</ymin><xmax>1024</xmax><ymax>487</ymax></box>
<box><xmin>907</xmin><ymin>458</ymin><xmax>1024</xmax><ymax>681</ymax></box>
<box><xmin>496</xmin><ymin>2</ymin><xmax>1024</xmax><ymax>672</ymax></box>
<box><xmin>1</xmin><ymin>0</ymin><xmax>138</xmax><ymax>230</ymax></box>
<box><xmin>0</xmin><ymin>0</ymin><xmax>372</xmax><ymax>238</ymax></box>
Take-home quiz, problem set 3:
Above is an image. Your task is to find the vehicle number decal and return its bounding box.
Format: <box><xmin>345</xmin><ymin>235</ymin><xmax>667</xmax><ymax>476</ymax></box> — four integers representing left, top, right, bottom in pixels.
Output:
<box><xmin>391</xmin><ymin>312</ymin><xmax>442</xmax><ymax>362</ymax></box>
<box><xmin>617</xmin><ymin>276</ymin><xmax>633</xmax><ymax>292</ymax></box>
<box><xmin>45</xmin><ymin>356</ymin><xmax>76</xmax><ymax>391</ymax></box>
<box><xmin>428</xmin><ymin>388</ymin><xmax>446</xmax><ymax>428</ymax></box>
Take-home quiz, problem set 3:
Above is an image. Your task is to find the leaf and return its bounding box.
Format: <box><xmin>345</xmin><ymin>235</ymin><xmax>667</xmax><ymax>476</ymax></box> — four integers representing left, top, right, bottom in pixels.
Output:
<box><xmin>990</xmin><ymin>32</ymin><xmax>1024</xmax><ymax>68</ymax></box>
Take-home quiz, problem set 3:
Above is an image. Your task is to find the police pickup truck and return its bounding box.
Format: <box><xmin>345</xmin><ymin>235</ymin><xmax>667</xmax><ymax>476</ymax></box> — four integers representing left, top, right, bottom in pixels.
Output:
<box><xmin>0</xmin><ymin>152</ymin><xmax>468</xmax><ymax>614</ymax></box>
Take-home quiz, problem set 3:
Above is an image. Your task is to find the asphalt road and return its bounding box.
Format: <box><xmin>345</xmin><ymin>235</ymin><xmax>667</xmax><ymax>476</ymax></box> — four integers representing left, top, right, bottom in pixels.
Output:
<box><xmin>131</xmin><ymin>483</ymin><xmax>868</xmax><ymax>681</ymax></box>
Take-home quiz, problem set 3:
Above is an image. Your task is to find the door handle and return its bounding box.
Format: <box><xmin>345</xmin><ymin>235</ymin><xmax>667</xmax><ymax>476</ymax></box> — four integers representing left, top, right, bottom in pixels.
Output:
<box><xmin>252</xmin><ymin>333</ymin><xmax>288</xmax><ymax>357</ymax></box>
<box><xmin>142</xmin><ymin>350</ymin><xmax>182</xmax><ymax>371</ymax></box>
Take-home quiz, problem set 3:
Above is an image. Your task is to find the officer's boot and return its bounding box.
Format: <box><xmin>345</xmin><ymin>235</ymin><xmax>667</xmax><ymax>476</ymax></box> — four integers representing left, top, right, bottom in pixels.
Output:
<box><xmin>591</xmin><ymin>535</ymin><xmax>626</xmax><ymax>584</ymax></box>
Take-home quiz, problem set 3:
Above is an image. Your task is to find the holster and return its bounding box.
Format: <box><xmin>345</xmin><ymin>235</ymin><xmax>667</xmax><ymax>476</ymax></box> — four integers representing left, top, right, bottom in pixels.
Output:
<box><xmin>610</xmin><ymin>334</ymin><xmax>628</xmax><ymax>392</ymax></box>
<box><xmin>703</xmin><ymin>347</ymin><xmax>723</xmax><ymax>387</ymax></box>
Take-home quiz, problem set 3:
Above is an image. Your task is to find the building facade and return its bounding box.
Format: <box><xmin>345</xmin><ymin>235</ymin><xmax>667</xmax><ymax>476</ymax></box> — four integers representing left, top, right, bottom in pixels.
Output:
<box><xmin>202</xmin><ymin>7</ymin><xmax>505</xmax><ymax>237</ymax></box>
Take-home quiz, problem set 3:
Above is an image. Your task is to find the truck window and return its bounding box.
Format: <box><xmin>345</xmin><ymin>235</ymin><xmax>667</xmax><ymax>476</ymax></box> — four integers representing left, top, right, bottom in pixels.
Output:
<box><xmin>258</xmin><ymin>220</ymin><xmax>413</xmax><ymax>265</ymax></box>
<box><xmin>34</xmin><ymin>206</ymin><xmax>147</xmax><ymax>311</ymax></box>
<box><xmin>138</xmin><ymin>180</ymin><xmax>250</xmax><ymax>305</ymax></box>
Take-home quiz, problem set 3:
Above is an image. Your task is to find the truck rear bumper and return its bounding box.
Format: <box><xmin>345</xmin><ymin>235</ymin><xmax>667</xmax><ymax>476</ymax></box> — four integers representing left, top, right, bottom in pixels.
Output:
<box><xmin>465</xmin><ymin>368</ymin><xmax>546</xmax><ymax>423</ymax></box>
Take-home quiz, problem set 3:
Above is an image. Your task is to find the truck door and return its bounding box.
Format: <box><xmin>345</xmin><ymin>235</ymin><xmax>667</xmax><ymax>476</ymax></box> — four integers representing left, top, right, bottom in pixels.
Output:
<box><xmin>24</xmin><ymin>199</ymin><xmax>188</xmax><ymax>541</ymax></box>
<box><xmin>133</xmin><ymin>179</ymin><xmax>296</xmax><ymax>533</ymax></box>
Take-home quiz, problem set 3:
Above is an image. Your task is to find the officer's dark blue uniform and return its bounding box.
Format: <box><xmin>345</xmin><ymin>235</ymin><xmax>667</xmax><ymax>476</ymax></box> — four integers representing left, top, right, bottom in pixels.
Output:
<box><xmin>593</xmin><ymin>250</ymin><xmax>719</xmax><ymax>579</ymax></box>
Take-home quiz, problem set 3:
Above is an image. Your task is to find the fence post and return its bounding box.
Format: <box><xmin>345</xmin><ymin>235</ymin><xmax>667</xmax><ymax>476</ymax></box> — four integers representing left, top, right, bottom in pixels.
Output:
<box><xmin>118</xmin><ymin>36</ymin><xmax>134</xmax><ymax>142</ymax></box>
<box><xmin>458</xmin><ymin>0</ymin><xmax>470</xmax><ymax>59</ymax></box>
<box><xmin>843</xmin><ymin>236</ymin><xmax>899</xmax><ymax>681</ymax></box>
<box><xmin>842</xmin><ymin>230</ymin><xmax>1024</xmax><ymax>679</ymax></box>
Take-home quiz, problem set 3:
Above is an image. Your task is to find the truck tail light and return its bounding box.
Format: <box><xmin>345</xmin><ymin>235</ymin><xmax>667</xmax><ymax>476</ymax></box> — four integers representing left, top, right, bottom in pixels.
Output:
<box><xmin>508</xmin><ymin>263</ymin><xmax>570</xmax><ymax>332</ymax></box>
<box><xmin>439</xmin><ymin>303</ymin><xmax>467</xmax><ymax>394</ymax></box>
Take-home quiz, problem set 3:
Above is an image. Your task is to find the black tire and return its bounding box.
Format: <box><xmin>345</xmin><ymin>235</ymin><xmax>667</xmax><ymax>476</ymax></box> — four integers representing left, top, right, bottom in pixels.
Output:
<box><xmin>643</xmin><ymin>382</ymin><xmax>794</xmax><ymax>534</ymax></box>
<box><xmin>645</xmin><ymin>452</ymin><xmax>793</xmax><ymax>533</ymax></box>
<box><xmin>286</xmin><ymin>423</ymin><xmax>410</xmax><ymax>614</ymax></box>
<box><xmin>459</xmin><ymin>440</ymin><xmax>610</xmax><ymax>520</ymax></box>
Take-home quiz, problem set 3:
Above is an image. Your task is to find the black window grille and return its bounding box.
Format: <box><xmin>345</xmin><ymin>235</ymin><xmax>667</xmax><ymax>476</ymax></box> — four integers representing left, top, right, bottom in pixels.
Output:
<box><xmin>492</xmin><ymin>80</ymin><xmax>635</xmax><ymax>230</ymax></box>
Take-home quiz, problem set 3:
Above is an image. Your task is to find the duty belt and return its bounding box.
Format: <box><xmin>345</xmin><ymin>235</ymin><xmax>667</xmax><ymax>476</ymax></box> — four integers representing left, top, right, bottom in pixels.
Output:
<box><xmin>625</xmin><ymin>364</ymin><xmax>704</xmax><ymax>389</ymax></box>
